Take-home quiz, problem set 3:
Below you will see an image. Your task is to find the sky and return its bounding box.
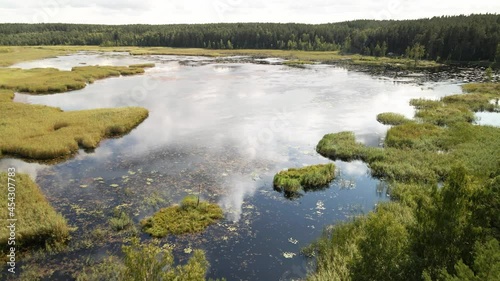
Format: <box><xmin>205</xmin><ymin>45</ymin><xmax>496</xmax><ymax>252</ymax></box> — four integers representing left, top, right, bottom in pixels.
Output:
<box><xmin>0</xmin><ymin>0</ymin><xmax>498</xmax><ymax>24</ymax></box>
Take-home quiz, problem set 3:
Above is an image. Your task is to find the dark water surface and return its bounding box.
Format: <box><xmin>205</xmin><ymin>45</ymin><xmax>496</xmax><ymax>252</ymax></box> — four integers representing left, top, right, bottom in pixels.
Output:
<box><xmin>2</xmin><ymin>52</ymin><xmax>463</xmax><ymax>280</ymax></box>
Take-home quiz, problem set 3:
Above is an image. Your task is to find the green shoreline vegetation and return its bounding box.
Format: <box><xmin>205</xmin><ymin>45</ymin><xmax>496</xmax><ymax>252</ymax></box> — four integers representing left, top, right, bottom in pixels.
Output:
<box><xmin>273</xmin><ymin>163</ymin><xmax>336</xmax><ymax>198</ymax></box>
<box><xmin>376</xmin><ymin>112</ymin><xmax>412</xmax><ymax>126</ymax></box>
<box><xmin>0</xmin><ymin>89</ymin><xmax>149</xmax><ymax>161</ymax></box>
<box><xmin>0</xmin><ymin>173</ymin><xmax>70</xmax><ymax>253</ymax></box>
<box><xmin>0</xmin><ymin>61</ymin><xmax>153</xmax><ymax>161</ymax></box>
<box><xmin>45</xmin><ymin>45</ymin><xmax>442</xmax><ymax>69</ymax></box>
<box><xmin>0</xmin><ymin>64</ymin><xmax>153</xmax><ymax>94</ymax></box>
<box><xmin>307</xmin><ymin>83</ymin><xmax>500</xmax><ymax>280</ymax></box>
<box><xmin>141</xmin><ymin>196</ymin><xmax>224</xmax><ymax>237</ymax></box>
<box><xmin>76</xmin><ymin>238</ymin><xmax>218</xmax><ymax>281</ymax></box>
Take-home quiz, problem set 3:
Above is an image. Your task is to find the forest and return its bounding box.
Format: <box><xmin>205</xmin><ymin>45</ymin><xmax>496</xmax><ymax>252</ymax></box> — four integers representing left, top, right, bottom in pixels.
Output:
<box><xmin>1</xmin><ymin>14</ymin><xmax>500</xmax><ymax>63</ymax></box>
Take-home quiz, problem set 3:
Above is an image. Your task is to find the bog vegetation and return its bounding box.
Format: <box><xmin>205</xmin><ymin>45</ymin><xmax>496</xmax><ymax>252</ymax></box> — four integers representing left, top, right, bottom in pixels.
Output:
<box><xmin>273</xmin><ymin>163</ymin><xmax>336</xmax><ymax>198</ymax></box>
<box><xmin>141</xmin><ymin>196</ymin><xmax>224</xmax><ymax>237</ymax></box>
<box><xmin>0</xmin><ymin>64</ymin><xmax>151</xmax><ymax>94</ymax></box>
<box><xmin>0</xmin><ymin>63</ymin><xmax>153</xmax><ymax>161</ymax></box>
<box><xmin>76</xmin><ymin>238</ymin><xmax>219</xmax><ymax>281</ymax></box>
<box><xmin>0</xmin><ymin>173</ymin><xmax>70</xmax><ymax>253</ymax></box>
<box><xmin>0</xmin><ymin>89</ymin><xmax>148</xmax><ymax>161</ymax></box>
<box><xmin>307</xmin><ymin>83</ymin><xmax>500</xmax><ymax>280</ymax></box>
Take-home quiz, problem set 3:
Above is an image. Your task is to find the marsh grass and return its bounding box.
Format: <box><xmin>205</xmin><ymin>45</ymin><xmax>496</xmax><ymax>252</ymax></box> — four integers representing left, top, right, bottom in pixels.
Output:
<box><xmin>316</xmin><ymin>132</ymin><xmax>369</xmax><ymax>162</ymax></box>
<box><xmin>282</xmin><ymin>60</ymin><xmax>315</xmax><ymax>68</ymax></box>
<box><xmin>75</xmin><ymin>238</ymin><xmax>220</xmax><ymax>281</ymax></box>
<box><xmin>376</xmin><ymin>112</ymin><xmax>412</xmax><ymax>126</ymax></box>
<box><xmin>0</xmin><ymin>173</ymin><xmax>70</xmax><ymax>250</ymax></box>
<box><xmin>414</xmin><ymin>104</ymin><xmax>475</xmax><ymax>126</ymax></box>
<box><xmin>0</xmin><ymin>90</ymin><xmax>148</xmax><ymax>160</ymax></box>
<box><xmin>34</xmin><ymin>45</ymin><xmax>441</xmax><ymax>69</ymax></box>
<box><xmin>0</xmin><ymin>65</ymin><xmax>151</xmax><ymax>94</ymax></box>
<box><xmin>0</xmin><ymin>46</ymin><xmax>69</xmax><ymax>67</ymax></box>
<box><xmin>141</xmin><ymin>196</ymin><xmax>223</xmax><ymax>237</ymax></box>
<box><xmin>109</xmin><ymin>208</ymin><xmax>134</xmax><ymax>232</ymax></box>
<box><xmin>273</xmin><ymin>164</ymin><xmax>336</xmax><ymax>196</ymax></box>
<box><xmin>317</xmin><ymin>84</ymin><xmax>500</xmax><ymax>184</ymax></box>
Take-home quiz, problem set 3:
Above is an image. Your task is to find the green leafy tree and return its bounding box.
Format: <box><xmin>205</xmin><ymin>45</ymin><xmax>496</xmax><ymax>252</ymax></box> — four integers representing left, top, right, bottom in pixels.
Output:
<box><xmin>485</xmin><ymin>67</ymin><xmax>493</xmax><ymax>82</ymax></box>
<box><xmin>408</xmin><ymin>43</ymin><xmax>426</xmax><ymax>67</ymax></box>
<box><xmin>341</xmin><ymin>36</ymin><xmax>352</xmax><ymax>54</ymax></box>
<box><xmin>442</xmin><ymin>238</ymin><xmax>500</xmax><ymax>281</ymax></box>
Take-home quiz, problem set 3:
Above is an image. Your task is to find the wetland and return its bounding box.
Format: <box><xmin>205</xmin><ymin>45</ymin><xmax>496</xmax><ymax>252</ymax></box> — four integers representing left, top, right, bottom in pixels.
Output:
<box><xmin>0</xmin><ymin>49</ymin><xmax>497</xmax><ymax>280</ymax></box>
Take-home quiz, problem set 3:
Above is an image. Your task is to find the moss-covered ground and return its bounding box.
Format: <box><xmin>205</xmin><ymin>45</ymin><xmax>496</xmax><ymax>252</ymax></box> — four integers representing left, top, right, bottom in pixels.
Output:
<box><xmin>141</xmin><ymin>196</ymin><xmax>223</xmax><ymax>237</ymax></box>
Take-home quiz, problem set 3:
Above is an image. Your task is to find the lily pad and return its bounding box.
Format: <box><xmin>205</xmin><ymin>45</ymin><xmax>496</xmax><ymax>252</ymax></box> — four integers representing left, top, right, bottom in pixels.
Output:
<box><xmin>283</xmin><ymin>252</ymin><xmax>296</xmax><ymax>259</ymax></box>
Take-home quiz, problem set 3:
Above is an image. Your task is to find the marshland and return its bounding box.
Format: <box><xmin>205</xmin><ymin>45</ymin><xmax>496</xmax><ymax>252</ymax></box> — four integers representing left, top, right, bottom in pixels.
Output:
<box><xmin>0</xmin><ymin>46</ymin><xmax>498</xmax><ymax>280</ymax></box>
<box><xmin>0</xmin><ymin>44</ymin><xmax>499</xmax><ymax>281</ymax></box>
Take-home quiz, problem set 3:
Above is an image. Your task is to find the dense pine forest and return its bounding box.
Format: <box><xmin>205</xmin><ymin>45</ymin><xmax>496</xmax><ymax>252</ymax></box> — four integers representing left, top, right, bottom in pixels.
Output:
<box><xmin>1</xmin><ymin>14</ymin><xmax>500</xmax><ymax>63</ymax></box>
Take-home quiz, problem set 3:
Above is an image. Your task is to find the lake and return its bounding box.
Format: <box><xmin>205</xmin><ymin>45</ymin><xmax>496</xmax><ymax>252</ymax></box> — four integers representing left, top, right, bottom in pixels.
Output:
<box><xmin>1</xmin><ymin>52</ymin><xmax>463</xmax><ymax>280</ymax></box>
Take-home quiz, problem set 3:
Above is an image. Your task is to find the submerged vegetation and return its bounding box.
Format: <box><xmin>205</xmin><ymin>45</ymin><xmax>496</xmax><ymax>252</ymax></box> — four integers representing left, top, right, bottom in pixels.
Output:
<box><xmin>308</xmin><ymin>83</ymin><xmax>500</xmax><ymax>280</ymax></box>
<box><xmin>273</xmin><ymin>164</ymin><xmax>336</xmax><ymax>197</ymax></box>
<box><xmin>0</xmin><ymin>173</ymin><xmax>70</xmax><ymax>251</ymax></box>
<box><xmin>141</xmin><ymin>196</ymin><xmax>224</xmax><ymax>237</ymax></box>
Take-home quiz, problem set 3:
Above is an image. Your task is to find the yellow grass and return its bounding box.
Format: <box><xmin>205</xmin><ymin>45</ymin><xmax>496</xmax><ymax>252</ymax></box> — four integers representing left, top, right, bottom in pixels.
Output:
<box><xmin>0</xmin><ymin>173</ymin><xmax>70</xmax><ymax>249</ymax></box>
<box><xmin>21</xmin><ymin>46</ymin><xmax>441</xmax><ymax>69</ymax></box>
<box><xmin>0</xmin><ymin>89</ymin><xmax>148</xmax><ymax>160</ymax></box>
<box><xmin>0</xmin><ymin>65</ymin><xmax>150</xmax><ymax>94</ymax></box>
<box><xmin>0</xmin><ymin>46</ymin><xmax>69</xmax><ymax>67</ymax></box>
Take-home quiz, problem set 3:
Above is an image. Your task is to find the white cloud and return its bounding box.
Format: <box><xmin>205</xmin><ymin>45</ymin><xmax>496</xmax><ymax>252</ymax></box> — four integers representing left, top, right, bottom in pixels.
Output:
<box><xmin>0</xmin><ymin>0</ymin><xmax>498</xmax><ymax>24</ymax></box>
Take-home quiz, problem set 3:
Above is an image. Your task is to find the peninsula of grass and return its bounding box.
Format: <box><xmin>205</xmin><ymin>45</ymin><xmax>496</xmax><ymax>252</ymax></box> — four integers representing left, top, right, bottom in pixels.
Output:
<box><xmin>273</xmin><ymin>163</ymin><xmax>336</xmax><ymax>195</ymax></box>
<box><xmin>0</xmin><ymin>46</ymin><xmax>70</xmax><ymax>67</ymax></box>
<box><xmin>307</xmin><ymin>82</ymin><xmax>500</xmax><ymax>281</ymax></box>
<box><xmin>0</xmin><ymin>173</ymin><xmax>70</xmax><ymax>249</ymax></box>
<box><xmin>141</xmin><ymin>196</ymin><xmax>223</xmax><ymax>237</ymax></box>
<box><xmin>0</xmin><ymin>89</ymin><xmax>148</xmax><ymax>161</ymax></box>
<box><xmin>376</xmin><ymin>112</ymin><xmax>412</xmax><ymax>126</ymax></box>
<box><xmin>0</xmin><ymin>64</ymin><xmax>153</xmax><ymax>94</ymax></box>
<box><xmin>317</xmin><ymin>83</ymin><xmax>500</xmax><ymax>184</ymax></box>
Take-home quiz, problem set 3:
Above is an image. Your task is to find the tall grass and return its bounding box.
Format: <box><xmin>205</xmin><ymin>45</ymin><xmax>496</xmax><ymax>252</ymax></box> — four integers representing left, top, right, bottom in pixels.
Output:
<box><xmin>0</xmin><ymin>173</ymin><xmax>70</xmax><ymax>250</ymax></box>
<box><xmin>0</xmin><ymin>46</ymin><xmax>69</xmax><ymax>67</ymax></box>
<box><xmin>376</xmin><ymin>112</ymin><xmax>412</xmax><ymax>126</ymax></box>
<box><xmin>273</xmin><ymin>163</ymin><xmax>336</xmax><ymax>196</ymax></box>
<box><xmin>76</xmin><ymin>238</ymin><xmax>216</xmax><ymax>281</ymax></box>
<box><xmin>317</xmin><ymin>83</ymin><xmax>500</xmax><ymax>184</ymax></box>
<box><xmin>141</xmin><ymin>196</ymin><xmax>223</xmax><ymax>237</ymax></box>
<box><xmin>0</xmin><ymin>90</ymin><xmax>148</xmax><ymax>161</ymax></box>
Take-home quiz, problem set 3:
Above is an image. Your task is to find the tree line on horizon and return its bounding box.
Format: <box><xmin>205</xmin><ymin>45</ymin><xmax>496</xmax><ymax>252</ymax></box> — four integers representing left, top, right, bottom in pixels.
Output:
<box><xmin>1</xmin><ymin>14</ymin><xmax>500</xmax><ymax>63</ymax></box>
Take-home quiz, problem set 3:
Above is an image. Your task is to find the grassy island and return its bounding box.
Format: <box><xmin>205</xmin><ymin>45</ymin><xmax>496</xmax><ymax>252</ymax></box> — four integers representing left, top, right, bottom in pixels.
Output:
<box><xmin>273</xmin><ymin>163</ymin><xmax>336</xmax><ymax>196</ymax></box>
<box><xmin>141</xmin><ymin>196</ymin><xmax>224</xmax><ymax>237</ymax></box>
